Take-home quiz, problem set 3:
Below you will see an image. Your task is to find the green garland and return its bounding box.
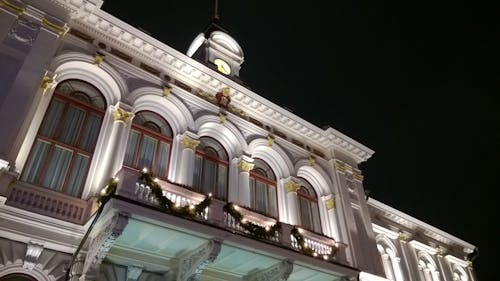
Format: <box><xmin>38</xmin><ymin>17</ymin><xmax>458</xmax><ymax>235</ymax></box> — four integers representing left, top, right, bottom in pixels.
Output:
<box><xmin>291</xmin><ymin>227</ymin><xmax>316</xmax><ymax>256</ymax></box>
<box><xmin>139</xmin><ymin>170</ymin><xmax>211</xmax><ymax>218</ymax></box>
<box><xmin>98</xmin><ymin>178</ymin><xmax>118</xmax><ymax>205</ymax></box>
<box><xmin>223</xmin><ymin>202</ymin><xmax>281</xmax><ymax>239</ymax></box>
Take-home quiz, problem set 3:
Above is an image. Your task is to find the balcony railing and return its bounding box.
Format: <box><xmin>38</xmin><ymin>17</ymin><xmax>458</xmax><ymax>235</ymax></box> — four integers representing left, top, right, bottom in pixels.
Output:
<box><xmin>116</xmin><ymin>167</ymin><xmax>347</xmax><ymax>264</ymax></box>
<box><xmin>5</xmin><ymin>181</ymin><xmax>92</xmax><ymax>224</ymax></box>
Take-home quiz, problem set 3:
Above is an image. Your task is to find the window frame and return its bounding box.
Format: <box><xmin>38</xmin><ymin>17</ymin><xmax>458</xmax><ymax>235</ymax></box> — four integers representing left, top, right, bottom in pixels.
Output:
<box><xmin>193</xmin><ymin>139</ymin><xmax>229</xmax><ymax>200</ymax></box>
<box><xmin>249</xmin><ymin>162</ymin><xmax>278</xmax><ymax>218</ymax></box>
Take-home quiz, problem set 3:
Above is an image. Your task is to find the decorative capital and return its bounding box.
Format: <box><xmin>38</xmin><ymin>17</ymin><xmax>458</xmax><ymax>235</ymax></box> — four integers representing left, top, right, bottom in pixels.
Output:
<box><xmin>162</xmin><ymin>86</ymin><xmax>171</xmax><ymax>98</ymax></box>
<box><xmin>94</xmin><ymin>52</ymin><xmax>105</xmax><ymax>65</ymax></box>
<box><xmin>285</xmin><ymin>180</ymin><xmax>301</xmax><ymax>193</ymax></box>
<box><xmin>113</xmin><ymin>107</ymin><xmax>133</xmax><ymax>123</ymax></box>
<box><xmin>398</xmin><ymin>231</ymin><xmax>408</xmax><ymax>241</ymax></box>
<box><xmin>267</xmin><ymin>135</ymin><xmax>275</xmax><ymax>147</ymax></box>
<box><xmin>40</xmin><ymin>75</ymin><xmax>55</xmax><ymax>93</ymax></box>
<box><xmin>237</xmin><ymin>159</ymin><xmax>254</xmax><ymax>173</ymax></box>
<box><xmin>181</xmin><ymin>135</ymin><xmax>200</xmax><ymax>150</ymax></box>
<box><xmin>325</xmin><ymin>198</ymin><xmax>336</xmax><ymax>210</ymax></box>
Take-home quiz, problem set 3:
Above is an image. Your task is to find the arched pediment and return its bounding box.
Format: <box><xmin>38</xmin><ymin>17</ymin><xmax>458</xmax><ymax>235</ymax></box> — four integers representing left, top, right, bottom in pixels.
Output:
<box><xmin>295</xmin><ymin>160</ymin><xmax>333</xmax><ymax>196</ymax></box>
<box><xmin>248</xmin><ymin>138</ymin><xmax>293</xmax><ymax>179</ymax></box>
<box><xmin>195</xmin><ymin>115</ymin><xmax>247</xmax><ymax>159</ymax></box>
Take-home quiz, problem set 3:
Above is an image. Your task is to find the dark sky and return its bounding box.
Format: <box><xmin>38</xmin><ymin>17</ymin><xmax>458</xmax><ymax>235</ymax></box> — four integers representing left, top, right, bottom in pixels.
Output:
<box><xmin>101</xmin><ymin>1</ymin><xmax>497</xmax><ymax>279</ymax></box>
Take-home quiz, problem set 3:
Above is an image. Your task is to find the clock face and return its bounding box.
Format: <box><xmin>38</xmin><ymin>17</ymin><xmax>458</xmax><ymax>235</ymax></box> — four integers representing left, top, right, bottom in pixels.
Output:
<box><xmin>214</xmin><ymin>58</ymin><xmax>231</xmax><ymax>75</ymax></box>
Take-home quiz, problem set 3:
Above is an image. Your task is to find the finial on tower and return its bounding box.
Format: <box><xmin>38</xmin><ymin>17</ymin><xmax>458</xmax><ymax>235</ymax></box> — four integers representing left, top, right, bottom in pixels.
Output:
<box><xmin>213</xmin><ymin>0</ymin><xmax>220</xmax><ymax>20</ymax></box>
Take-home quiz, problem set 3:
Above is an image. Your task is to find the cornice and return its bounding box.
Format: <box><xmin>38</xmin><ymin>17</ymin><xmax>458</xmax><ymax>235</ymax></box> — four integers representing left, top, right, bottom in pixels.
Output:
<box><xmin>368</xmin><ymin>198</ymin><xmax>476</xmax><ymax>253</ymax></box>
<box><xmin>59</xmin><ymin>0</ymin><xmax>374</xmax><ymax>163</ymax></box>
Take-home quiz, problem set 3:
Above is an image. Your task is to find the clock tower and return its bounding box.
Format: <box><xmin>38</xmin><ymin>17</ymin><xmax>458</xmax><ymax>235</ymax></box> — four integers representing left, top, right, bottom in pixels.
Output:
<box><xmin>186</xmin><ymin>20</ymin><xmax>244</xmax><ymax>80</ymax></box>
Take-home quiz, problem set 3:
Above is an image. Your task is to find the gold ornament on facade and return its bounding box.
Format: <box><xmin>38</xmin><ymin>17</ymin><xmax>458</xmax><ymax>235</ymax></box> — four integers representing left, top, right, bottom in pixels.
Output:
<box><xmin>181</xmin><ymin>136</ymin><xmax>200</xmax><ymax>150</ymax></box>
<box><xmin>162</xmin><ymin>86</ymin><xmax>171</xmax><ymax>98</ymax></box>
<box><xmin>219</xmin><ymin>111</ymin><xmax>227</xmax><ymax>124</ymax></box>
<box><xmin>94</xmin><ymin>52</ymin><xmax>105</xmax><ymax>65</ymax></box>
<box><xmin>40</xmin><ymin>75</ymin><xmax>54</xmax><ymax>94</ymax></box>
<box><xmin>352</xmin><ymin>171</ymin><xmax>364</xmax><ymax>181</ymax></box>
<box><xmin>335</xmin><ymin>161</ymin><xmax>346</xmax><ymax>173</ymax></box>
<box><xmin>398</xmin><ymin>232</ymin><xmax>408</xmax><ymax>241</ymax></box>
<box><xmin>112</xmin><ymin>108</ymin><xmax>133</xmax><ymax>123</ymax></box>
<box><xmin>41</xmin><ymin>18</ymin><xmax>68</xmax><ymax>36</ymax></box>
<box><xmin>285</xmin><ymin>180</ymin><xmax>301</xmax><ymax>193</ymax></box>
<box><xmin>436</xmin><ymin>246</ymin><xmax>444</xmax><ymax>256</ymax></box>
<box><xmin>237</xmin><ymin>159</ymin><xmax>254</xmax><ymax>173</ymax></box>
<box><xmin>267</xmin><ymin>135</ymin><xmax>275</xmax><ymax>147</ymax></box>
<box><xmin>309</xmin><ymin>155</ymin><xmax>315</xmax><ymax>166</ymax></box>
<box><xmin>1</xmin><ymin>0</ymin><xmax>24</xmax><ymax>15</ymax></box>
<box><xmin>325</xmin><ymin>198</ymin><xmax>336</xmax><ymax>210</ymax></box>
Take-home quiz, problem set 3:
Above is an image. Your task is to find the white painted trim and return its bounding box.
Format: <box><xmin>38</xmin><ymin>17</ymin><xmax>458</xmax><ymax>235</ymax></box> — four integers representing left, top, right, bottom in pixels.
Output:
<box><xmin>372</xmin><ymin>223</ymin><xmax>399</xmax><ymax>240</ymax></box>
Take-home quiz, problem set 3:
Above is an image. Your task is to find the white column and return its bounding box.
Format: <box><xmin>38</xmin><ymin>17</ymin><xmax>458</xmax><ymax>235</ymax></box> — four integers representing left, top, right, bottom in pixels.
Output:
<box><xmin>381</xmin><ymin>254</ymin><xmax>395</xmax><ymax>280</ymax></box>
<box><xmin>391</xmin><ymin>256</ymin><xmax>404</xmax><ymax>281</ymax></box>
<box><xmin>236</xmin><ymin>155</ymin><xmax>253</xmax><ymax>207</ymax></box>
<box><xmin>178</xmin><ymin>132</ymin><xmax>199</xmax><ymax>186</ymax></box>
<box><xmin>322</xmin><ymin>194</ymin><xmax>339</xmax><ymax>239</ymax></box>
<box><xmin>86</xmin><ymin>106</ymin><xmax>133</xmax><ymax>198</ymax></box>
<box><xmin>284</xmin><ymin>177</ymin><xmax>301</xmax><ymax>226</ymax></box>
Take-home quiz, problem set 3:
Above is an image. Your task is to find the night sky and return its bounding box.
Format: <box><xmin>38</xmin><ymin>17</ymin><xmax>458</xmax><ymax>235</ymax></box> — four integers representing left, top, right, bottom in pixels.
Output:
<box><xmin>101</xmin><ymin>1</ymin><xmax>497</xmax><ymax>279</ymax></box>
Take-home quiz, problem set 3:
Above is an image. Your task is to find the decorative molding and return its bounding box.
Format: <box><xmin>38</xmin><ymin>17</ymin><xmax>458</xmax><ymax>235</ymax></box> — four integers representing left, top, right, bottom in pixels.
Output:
<box><xmin>308</xmin><ymin>155</ymin><xmax>315</xmax><ymax>166</ymax></box>
<box><xmin>162</xmin><ymin>86</ymin><xmax>171</xmax><ymax>98</ymax></box>
<box><xmin>284</xmin><ymin>180</ymin><xmax>300</xmax><ymax>193</ymax></box>
<box><xmin>23</xmin><ymin>241</ymin><xmax>44</xmax><ymax>270</ymax></box>
<box><xmin>352</xmin><ymin>170</ymin><xmax>364</xmax><ymax>182</ymax></box>
<box><xmin>372</xmin><ymin>223</ymin><xmax>399</xmax><ymax>240</ymax></box>
<box><xmin>237</xmin><ymin>159</ymin><xmax>254</xmax><ymax>173</ymax></box>
<box><xmin>181</xmin><ymin>135</ymin><xmax>200</xmax><ymax>150</ymax></box>
<box><xmin>335</xmin><ymin>160</ymin><xmax>346</xmax><ymax>173</ymax></box>
<box><xmin>62</xmin><ymin>3</ymin><xmax>374</xmax><ymax>162</ymax></box>
<box><xmin>177</xmin><ymin>239</ymin><xmax>222</xmax><ymax>281</ymax></box>
<box><xmin>267</xmin><ymin>135</ymin><xmax>274</xmax><ymax>147</ymax></box>
<box><xmin>409</xmin><ymin>240</ymin><xmax>438</xmax><ymax>255</ymax></box>
<box><xmin>0</xmin><ymin>0</ymin><xmax>25</xmax><ymax>15</ymax></box>
<box><xmin>41</xmin><ymin>17</ymin><xmax>68</xmax><ymax>35</ymax></box>
<box><xmin>126</xmin><ymin>265</ymin><xmax>143</xmax><ymax>281</ymax></box>
<box><xmin>243</xmin><ymin>259</ymin><xmax>293</xmax><ymax>281</ymax></box>
<box><xmin>219</xmin><ymin>111</ymin><xmax>227</xmax><ymax>124</ymax></box>
<box><xmin>445</xmin><ymin>255</ymin><xmax>469</xmax><ymax>268</ymax></box>
<box><xmin>94</xmin><ymin>52</ymin><xmax>105</xmax><ymax>65</ymax></box>
<box><xmin>8</xmin><ymin>17</ymin><xmax>39</xmax><ymax>46</ymax></box>
<box><xmin>81</xmin><ymin>212</ymin><xmax>130</xmax><ymax>279</ymax></box>
<box><xmin>112</xmin><ymin>107</ymin><xmax>133</xmax><ymax>123</ymax></box>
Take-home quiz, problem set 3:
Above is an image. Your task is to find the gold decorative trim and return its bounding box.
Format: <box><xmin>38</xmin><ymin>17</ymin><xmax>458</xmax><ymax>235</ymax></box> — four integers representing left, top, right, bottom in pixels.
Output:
<box><xmin>398</xmin><ymin>232</ymin><xmax>408</xmax><ymax>241</ymax></box>
<box><xmin>309</xmin><ymin>155</ymin><xmax>315</xmax><ymax>166</ymax></box>
<box><xmin>325</xmin><ymin>198</ymin><xmax>335</xmax><ymax>210</ymax></box>
<box><xmin>40</xmin><ymin>75</ymin><xmax>54</xmax><ymax>93</ymax></box>
<box><xmin>219</xmin><ymin>111</ymin><xmax>227</xmax><ymax>124</ymax></box>
<box><xmin>267</xmin><ymin>135</ymin><xmax>274</xmax><ymax>147</ymax></box>
<box><xmin>335</xmin><ymin>161</ymin><xmax>346</xmax><ymax>173</ymax></box>
<box><xmin>237</xmin><ymin>159</ymin><xmax>254</xmax><ymax>173</ymax></box>
<box><xmin>285</xmin><ymin>180</ymin><xmax>300</xmax><ymax>193</ymax></box>
<box><xmin>112</xmin><ymin>108</ymin><xmax>133</xmax><ymax>123</ymax></box>
<box><xmin>94</xmin><ymin>52</ymin><xmax>105</xmax><ymax>65</ymax></box>
<box><xmin>1</xmin><ymin>0</ymin><xmax>24</xmax><ymax>15</ymax></box>
<box><xmin>181</xmin><ymin>136</ymin><xmax>200</xmax><ymax>150</ymax></box>
<box><xmin>162</xmin><ymin>86</ymin><xmax>170</xmax><ymax>98</ymax></box>
<box><xmin>353</xmin><ymin>171</ymin><xmax>364</xmax><ymax>181</ymax></box>
<box><xmin>41</xmin><ymin>18</ymin><xmax>67</xmax><ymax>36</ymax></box>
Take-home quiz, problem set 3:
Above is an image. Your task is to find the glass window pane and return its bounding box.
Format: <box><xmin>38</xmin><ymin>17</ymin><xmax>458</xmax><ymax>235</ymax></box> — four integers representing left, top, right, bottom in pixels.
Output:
<box><xmin>256</xmin><ymin>181</ymin><xmax>267</xmax><ymax>214</ymax></box>
<box><xmin>137</xmin><ymin>136</ymin><xmax>157</xmax><ymax>170</ymax></box>
<box><xmin>249</xmin><ymin>178</ymin><xmax>255</xmax><ymax>208</ymax></box>
<box><xmin>39</xmin><ymin>100</ymin><xmax>64</xmax><ymax>137</ymax></box>
<box><xmin>155</xmin><ymin>141</ymin><xmax>170</xmax><ymax>178</ymax></box>
<box><xmin>124</xmin><ymin>131</ymin><xmax>141</xmax><ymax>167</ymax></box>
<box><xmin>78</xmin><ymin>113</ymin><xmax>102</xmax><ymax>151</ymax></box>
<box><xmin>299</xmin><ymin>197</ymin><xmax>312</xmax><ymax>230</ymax></box>
<box><xmin>58</xmin><ymin>106</ymin><xmax>85</xmax><ymax>145</ymax></box>
<box><xmin>65</xmin><ymin>154</ymin><xmax>89</xmax><ymax>197</ymax></box>
<box><xmin>202</xmin><ymin>160</ymin><xmax>216</xmax><ymax>195</ymax></box>
<box><xmin>311</xmin><ymin>202</ymin><xmax>321</xmax><ymax>232</ymax></box>
<box><xmin>21</xmin><ymin>139</ymin><xmax>50</xmax><ymax>184</ymax></box>
<box><xmin>217</xmin><ymin>164</ymin><xmax>227</xmax><ymax>199</ymax></box>
<box><xmin>267</xmin><ymin>184</ymin><xmax>277</xmax><ymax>217</ymax></box>
<box><xmin>193</xmin><ymin>156</ymin><xmax>202</xmax><ymax>191</ymax></box>
<box><xmin>41</xmin><ymin>146</ymin><xmax>72</xmax><ymax>191</ymax></box>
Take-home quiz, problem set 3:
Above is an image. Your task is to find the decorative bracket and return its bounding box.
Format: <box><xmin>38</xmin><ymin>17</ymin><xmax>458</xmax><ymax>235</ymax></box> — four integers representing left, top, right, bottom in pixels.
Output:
<box><xmin>80</xmin><ymin>212</ymin><xmax>130</xmax><ymax>279</ymax></box>
<box><xmin>243</xmin><ymin>259</ymin><xmax>293</xmax><ymax>281</ymax></box>
<box><xmin>127</xmin><ymin>265</ymin><xmax>144</xmax><ymax>281</ymax></box>
<box><xmin>177</xmin><ymin>239</ymin><xmax>222</xmax><ymax>281</ymax></box>
<box><xmin>23</xmin><ymin>240</ymin><xmax>44</xmax><ymax>270</ymax></box>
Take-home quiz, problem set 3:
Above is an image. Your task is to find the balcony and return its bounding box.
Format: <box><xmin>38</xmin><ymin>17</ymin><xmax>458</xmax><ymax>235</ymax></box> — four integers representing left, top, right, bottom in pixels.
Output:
<box><xmin>116</xmin><ymin>167</ymin><xmax>348</xmax><ymax>265</ymax></box>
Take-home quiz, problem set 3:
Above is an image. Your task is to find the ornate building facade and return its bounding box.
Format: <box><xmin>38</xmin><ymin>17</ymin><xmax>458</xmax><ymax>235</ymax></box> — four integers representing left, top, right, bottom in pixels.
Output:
<box><xmin>0</xmin><ymin>1</ymin><xmax>477</xmax><ymax>281</ymax></box>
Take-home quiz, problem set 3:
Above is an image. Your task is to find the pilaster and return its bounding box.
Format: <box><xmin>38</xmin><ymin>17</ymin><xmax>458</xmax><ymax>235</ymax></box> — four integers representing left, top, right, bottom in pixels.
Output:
<box><xmin>236</xmin><ymin>155</ymin><xmax>254</xmax><ymax>207</ymax></box>
<box><xmin>176</xmin><ymin>132</ymin><xmax>199</xmax><ymax>186</ymax></box>
<box><xmin>283</xmin><ymin>177</ymin><xmax>301</xmax><ymax>225</ymax></box>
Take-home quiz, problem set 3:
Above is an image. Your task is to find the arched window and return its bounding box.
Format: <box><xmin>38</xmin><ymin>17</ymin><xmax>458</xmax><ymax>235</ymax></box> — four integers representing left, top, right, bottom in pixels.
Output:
<box><xmin>376</xmin><ymin>236</ymin><xmax>404</xmax><ymax>281</ymax></box>
<box><xmin>123</xmin><ymin>111</ymin><xmax>173</xmax><ymax>179</ymax></box>
<box><xmin>452</xmin><ymin>266</ymin><xmax>468</xmax><ymax>281</ymax></box>
<box><xmin>249</xmin><ymin>159</ymin><xmax>277</xmax><ymax>218</ymax></box>
<box><xmin>0</xmin><ymin>274</ymin><xmax>37</xmax><ymax>281</ymax></box>
<box><xmin>192</xmin><ymin>137</ymin><xmax>228</xmax><ymax>199</ymax></box>
<box><xmin>21</xmin><ymin>80</ymin><xmax>106</xmax><ymax>197</ymax></box>
<box><xmin>418</xmin><ymin>254</ymin><xmax>440</xmax><ymax>281</ymax></box>
<box><xmin>297</xmin><ymin>180</ymin><xmax>321</xmax><ymax>232</ymax></box>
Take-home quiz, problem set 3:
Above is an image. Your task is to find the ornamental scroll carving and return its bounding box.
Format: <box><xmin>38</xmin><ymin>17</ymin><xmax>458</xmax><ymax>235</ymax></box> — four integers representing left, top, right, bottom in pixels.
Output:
<box><xmin>181</xmin><ymin>135</ymin><xmax>200</xmax><ymax>150</ymax></box>
<box><xmin>112</xmin><ymin>107</ymin><xmax>133</xmax><ymax>123</ymax></box>
<box><xmin>237</xmin><ymin>159</ymin><xmax>254</xmax><ymax>173</ymax></box>
<box><xmin>177</xmin><ymin>239</ymin><xmax>222</xmax><ymax>281</ymax></box>
<box><xmin>80</xmin><ymin>212</ymin><xmax>130</xmax><ymax>279</ymax></box>
<box><xmin>284</xmin><ymin>180</ymin><xmax>300</xmax><ymax>193</ymax></box>
<box><xmin>243</xmin><ymin>259</ymin><xmax>293</xmax><ymax>281</ymax></box>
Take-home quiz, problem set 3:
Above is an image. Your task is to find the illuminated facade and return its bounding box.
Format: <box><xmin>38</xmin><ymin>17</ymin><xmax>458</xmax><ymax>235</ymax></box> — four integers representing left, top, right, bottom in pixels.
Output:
<box><xmin>0</xmin><ymin>1</ymin><xmax>477</xmax><ymax>281</ymax></box>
